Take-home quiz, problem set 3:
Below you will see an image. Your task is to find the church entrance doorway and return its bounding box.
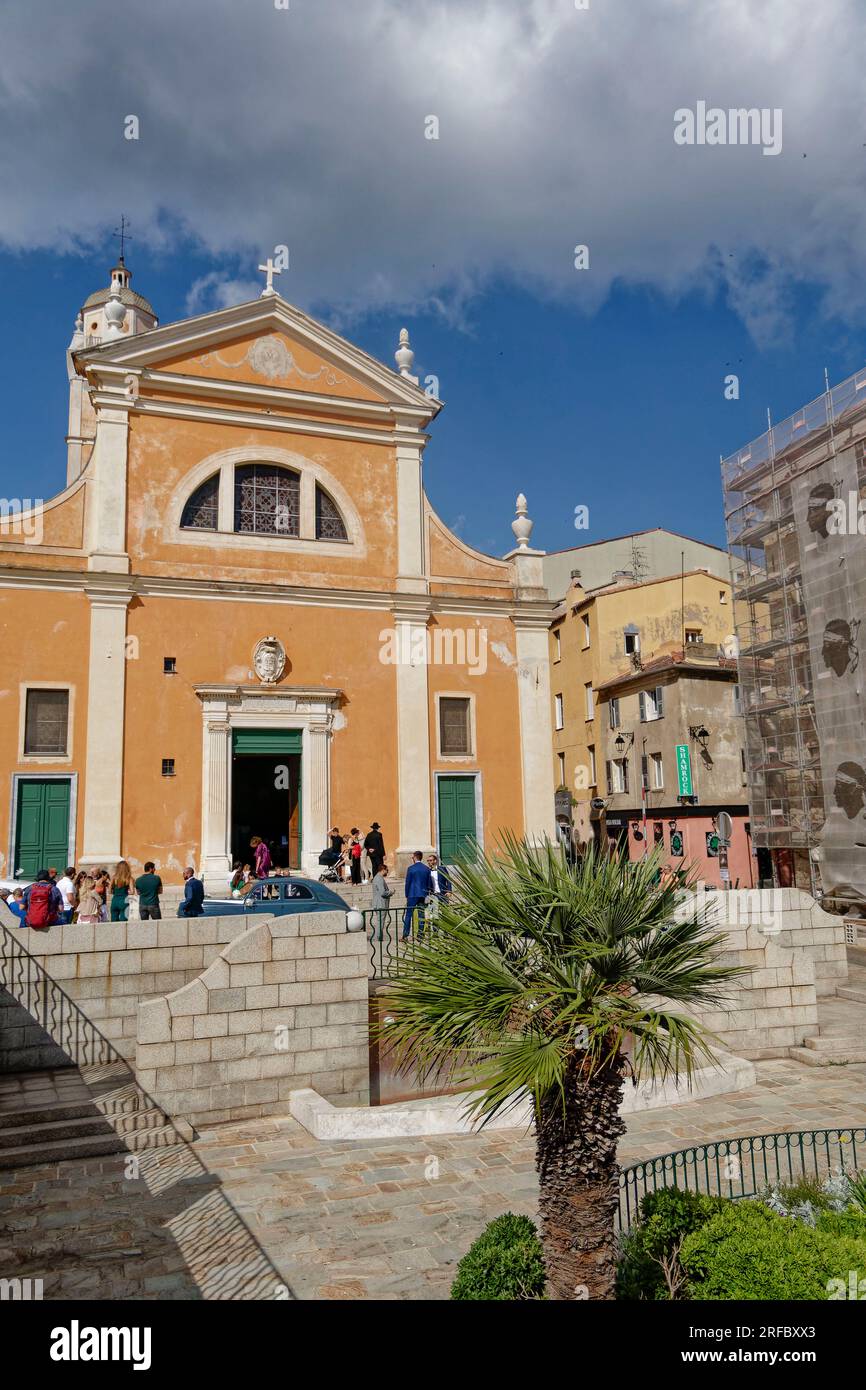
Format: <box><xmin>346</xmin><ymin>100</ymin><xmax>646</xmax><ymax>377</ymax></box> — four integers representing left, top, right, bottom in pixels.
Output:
<box><xmin>231</xmin><ymin>729</ymin><xmax>301</xmax><ymax>871</ymax></box>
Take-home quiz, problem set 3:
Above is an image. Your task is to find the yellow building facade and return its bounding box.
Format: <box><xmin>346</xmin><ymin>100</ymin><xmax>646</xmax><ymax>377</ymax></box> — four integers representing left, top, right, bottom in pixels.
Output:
<box><xmin>0</xmin><ymin>262</ymin><xmax>556</xmax><ymax>885</ymax></box>
<box><xmin>550</xmin><ymin>568</ymin><xmax>737</xmax><ymax>844</ymax></box>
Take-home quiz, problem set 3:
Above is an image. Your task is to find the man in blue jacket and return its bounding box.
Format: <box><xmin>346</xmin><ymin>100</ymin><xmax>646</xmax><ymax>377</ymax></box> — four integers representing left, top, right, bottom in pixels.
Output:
<box><xmin>402</xmin><ymin>851</ymin><xmax>433</xmax><ymax>939</ymax></box>
<box><xmin>179</xmin><ymin>867</ymin><xmax>205</xmax><ymax>918</ymax></box>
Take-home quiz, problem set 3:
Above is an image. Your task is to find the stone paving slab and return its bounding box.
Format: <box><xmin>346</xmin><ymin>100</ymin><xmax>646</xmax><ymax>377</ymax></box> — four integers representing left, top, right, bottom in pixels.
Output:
<box><xmin>3</xmin><ymin>1059</ymin><xmax>866</xmax><ymax>1300</ymax></box>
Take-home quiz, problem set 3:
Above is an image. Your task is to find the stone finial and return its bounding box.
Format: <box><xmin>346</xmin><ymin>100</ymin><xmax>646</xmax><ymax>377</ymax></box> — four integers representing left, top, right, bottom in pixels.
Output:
<box><xmin>395</xmin><ymin>326</ymin><xmax>416</xmax><ymax>378</ymax></box>
<box><xmin>104</xmin><ymin>283</ymin><xmax>127</xmax><ymax>337</ymax></box>
<box><xmin>511</xmin><ymin>493</ymin><xmax>534</xmax><ymax>550</ymax></box>
<box><xmin>69</xmin><ymin>312</ymin><xmax>85</xmax><ymax>351</ymax></box>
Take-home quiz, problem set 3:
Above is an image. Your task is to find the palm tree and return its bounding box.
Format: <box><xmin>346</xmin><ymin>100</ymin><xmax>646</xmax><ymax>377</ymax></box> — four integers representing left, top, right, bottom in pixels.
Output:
<box><xmin>379</xmin><ymin>836</ymin><xmax>743</xmax><ymax>1300</ymax></box>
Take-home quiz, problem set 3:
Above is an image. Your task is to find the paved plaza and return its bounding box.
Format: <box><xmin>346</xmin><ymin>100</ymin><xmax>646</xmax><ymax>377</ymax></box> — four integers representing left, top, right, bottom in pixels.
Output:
<box><xmin>3</xmin><ymin>1058</ymin><xmax>866</xmax><ymax>1300</ymax></box>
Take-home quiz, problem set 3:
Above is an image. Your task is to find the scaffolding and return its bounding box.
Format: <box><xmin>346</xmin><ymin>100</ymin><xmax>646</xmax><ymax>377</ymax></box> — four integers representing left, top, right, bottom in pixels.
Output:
<box><xmin>722</xmin><ymin>365</ymin><xmax>866</xmax><ymax>904</ymax></box>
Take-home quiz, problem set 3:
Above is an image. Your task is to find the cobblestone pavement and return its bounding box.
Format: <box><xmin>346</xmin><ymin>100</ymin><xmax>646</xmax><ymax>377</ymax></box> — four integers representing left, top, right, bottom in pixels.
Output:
<box><xmin>4</xmin><ymin>1058</ymin><xmax>865</xmax><ymax>1300</ymax></box>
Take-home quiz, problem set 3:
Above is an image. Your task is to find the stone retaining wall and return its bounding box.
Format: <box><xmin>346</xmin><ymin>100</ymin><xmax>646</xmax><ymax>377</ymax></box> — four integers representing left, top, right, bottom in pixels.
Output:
<box><xmin>136</xmin><ymin>910</ymin><xmax>369</xmax><ymax>1126</ymax></box>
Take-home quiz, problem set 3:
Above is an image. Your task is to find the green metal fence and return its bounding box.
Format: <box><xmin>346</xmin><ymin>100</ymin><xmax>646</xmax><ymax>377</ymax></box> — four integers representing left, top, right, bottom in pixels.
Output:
<box><xmin>618</xmin><ymin>1127</ymin><xmax>866</xmax><ymax>1230</ymax></box>
<box><xmin>365</xmin><ymin>906</ymin><xmax>440</xmax><ymax>979</ymax></box>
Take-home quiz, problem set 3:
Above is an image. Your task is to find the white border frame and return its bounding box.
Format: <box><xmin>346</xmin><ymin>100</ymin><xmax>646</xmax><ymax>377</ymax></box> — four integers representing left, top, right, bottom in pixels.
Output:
<box><xmin>434</xmin><ymin>690</ymin><xmax>477</xmax><ymax>761</ymax></box>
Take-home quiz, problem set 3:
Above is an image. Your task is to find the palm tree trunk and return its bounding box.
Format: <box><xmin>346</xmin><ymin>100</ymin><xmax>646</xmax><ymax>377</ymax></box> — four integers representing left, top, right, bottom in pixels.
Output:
<box><xmin>535</xmin><ymin>1054</ymin><xmax>626</xmax><ymax>1300</ymax></box>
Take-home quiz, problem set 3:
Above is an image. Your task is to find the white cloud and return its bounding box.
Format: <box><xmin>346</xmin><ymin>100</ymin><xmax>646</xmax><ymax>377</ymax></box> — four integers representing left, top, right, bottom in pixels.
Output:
<box><xmin>0</xmin><ymin>0</ymin><xmax>864</xmax><ymax>342</ymax></box>
<box><xmin>185</xmin><ymin>272</ymin><xmax>261</xmax><ymax>315</ymax></box>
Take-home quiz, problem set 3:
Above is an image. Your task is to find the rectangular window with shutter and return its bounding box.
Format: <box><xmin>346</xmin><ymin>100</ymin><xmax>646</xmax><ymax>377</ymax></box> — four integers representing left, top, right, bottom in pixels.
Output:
<box><xmin>605</xmin><ymin>759</ymin><xmax>613</xmax><ymax>795</ymax></box>
<box><xmin>24</xmin><ymin>689</ymin><xmax>69</xmax><ymax>755</ymax></box>
<box><xmin>439</xmin><ymin>697</ymin><xmax>472</xmax><ymax>755</ymax></box>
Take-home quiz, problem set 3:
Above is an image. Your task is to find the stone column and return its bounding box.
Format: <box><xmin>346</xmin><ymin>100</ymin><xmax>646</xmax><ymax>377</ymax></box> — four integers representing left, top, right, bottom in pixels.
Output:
<box><xmin>394</xmin><ymin>609</ymin><xmax>434</xmax><ymax>871</ymax></box>
<box><xmin>80</xmin><ymin>589</ymin><xmax>131</xmax><ymax>866</ymax></box>
<box><xmin>304</xmin><ymin>719</ymin><xmax>331</xmax><ymax>877</ymax></box>
<box><xmin>395</xmin><ymin>427</ymin><xmax>427</xmax><ymax>595</ymax></box>
<box><xmin>86</xmin><ymin>405</ymin><xmax>129</xmax><ymax>574</ymax></box>
<box><xmin>201</xmin><ymin>719</ymin><xmax>232</xmax><ymax>883</ymax></box>
<box><xmin>513</xmin><ymin>617</ymin><xmax>558</xmax><ymax>845</ymax></box>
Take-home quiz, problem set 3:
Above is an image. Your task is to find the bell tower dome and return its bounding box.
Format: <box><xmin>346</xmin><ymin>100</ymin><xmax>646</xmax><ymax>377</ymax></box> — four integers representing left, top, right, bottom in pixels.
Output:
<box><xmin>66</xmin><ymin>255</ymin><xmax>159</xmax><ymax>484</ymax></box>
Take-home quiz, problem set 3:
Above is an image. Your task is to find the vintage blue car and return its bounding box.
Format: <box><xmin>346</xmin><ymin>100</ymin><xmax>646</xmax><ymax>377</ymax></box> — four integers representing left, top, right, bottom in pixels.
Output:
<box><xmin>202</xmin><ymin>875</ymin><xmax>349</xmax><ymax>917</ymax></box>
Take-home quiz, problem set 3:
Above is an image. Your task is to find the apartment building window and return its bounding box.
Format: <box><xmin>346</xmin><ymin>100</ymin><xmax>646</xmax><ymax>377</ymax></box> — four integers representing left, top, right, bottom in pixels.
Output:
<box><xmin>24</xmin><ymin>689</ymin><xmax>70</xmax><ymax>756</ymax></box>
<box><xmin>639</xmin><ymin>686</ymin><xmax>664</xmax><ymax>722</ymax></box>
<box><xmin>553</xmin><ymin>629</ymin><xmax>561</xmax><ymax>662</ymax></box>
<box><xmin>612</xmin><ymin>757</ymin><xmax>629</xmax><ymax>794</ymax></box>
<box><xmin>439</xmin><ymin>697</ymin><xmax>472</xmax><ymax>755</ymax></box>
<box><xmin>720</xmin><ymin>590</ymin><xmax>727</xmax><ymax>604</ymax></box>
<box><xmin>624</xmin><ymin>628</ymin><xmax>640</xmax><ymax>656</ymax></box>
<box><xmin>605</xmin><ymin>759</ymin><xmax>613</xmax><ymax>795</ymax></box>
<box><xmin>582</xmin><ymin>615</ymin><xmax>591</xmax><ymax>649</ymax></box>
<box><xmin>641</xmin><ymin>754</ymin><xmax>649</xmax><ymax>791</ymax></box>
<box><xmin>588</xmin><ymin>744</ymin><xmax>597</xmax><ymax>786</ymax></box>
<box><xmin>733</xmin><ymin>684</ymin><xmax>743</xmax><ymax>716</ymax></box>
<box><xmin>584</xmin><ymin>683</ymin><xmax>594</xmax><ymax>720</ymax></box>
<box><xmin>555</xmin><ymin>693</ymin><xmax>564</xmax><ymax>731</ymax></box>
<box><xmin>685</xmin><ymin>628</ymin><xmax>703</xmax><ymax>644</ymax></box>
<box><xmin>558</xmin><ymin>752</ymin><xmax>566</xmax><ymax>785</ymax></box>
<box><xmin>651</xmin><ymin>752</ymin><xmax>664</xmax><ymax>789</ymax></box>
<box><xmin>609</xmin><ymin>696</ymin><xmax>620</xmax><ymax>730</ymax></box>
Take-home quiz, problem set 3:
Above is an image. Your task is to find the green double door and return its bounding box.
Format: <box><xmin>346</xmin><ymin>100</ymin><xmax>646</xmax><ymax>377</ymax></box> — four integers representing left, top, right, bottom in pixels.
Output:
<box><xmin>437</xmin><ymin>776</ymin><xmax>477</xmax><ymax>864</ymax></box>
<box><xmin>14</xmin><ymin>779</ymin><xmax>71</xmax><ymax>878</ymax></box>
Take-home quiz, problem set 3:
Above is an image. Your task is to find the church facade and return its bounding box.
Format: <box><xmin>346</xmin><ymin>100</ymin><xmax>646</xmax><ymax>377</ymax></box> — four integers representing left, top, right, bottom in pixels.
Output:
<box><xmin>0</xmin><ymin>261</ymin><xmax>556</xmax><ymax>885</ymax></box>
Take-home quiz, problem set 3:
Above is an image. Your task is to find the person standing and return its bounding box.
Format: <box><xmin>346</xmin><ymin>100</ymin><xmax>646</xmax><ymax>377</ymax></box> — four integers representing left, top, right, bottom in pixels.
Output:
<box><xmin>135</xmin><ymin>861</ymin><xmax>163</xmax><ymax>920</ymax></box>
<box><xmin>56</xmin><ymin>866</ymin><xmax>76</xmax><ymax>925</ymax></box>
<box><xmin>402</xmin><ymin>851</ymin><xmax>433</xmax><ymax>940</ymax></box>
<box><xmin>364</xmin><ymin>822</ymin><xmax>385</xmax><ymax>877</ymax></box>
<box><xmin>371</xmin><ymin>861</ymin><xmax>393</xmax><ymax>943</ymax></box>
<box><xmin>22</xmin><ymin>870</ymin><xmax>64</xmax><ymax>931</ymax></box>
<box><xmin>250</xmin><ymin>836</ymin><xmax>272</xmax><ymax>880</ymax></box>
<box><xmin>426</xmin><ymin>855</ymin><xmax>452</xmax><ymax>925</ymax></box>
<box><xmin>109</xmin><ymin>861</ymin><xmax>134</xmax><ymax>921</ymax></box>
<box><xmin>179</xmin><ymin>867</ymin><xmax>205</xmax><ymax>917</ymax></box>
<box><xmin>75</xmin><ymin>876</ymin><xmax>102</xmax><ymax>925</ymax></box>
<box><xmin>348</xmin><ymin>828</ymin><xmax>363</xmax><ymax>885</ymax></box>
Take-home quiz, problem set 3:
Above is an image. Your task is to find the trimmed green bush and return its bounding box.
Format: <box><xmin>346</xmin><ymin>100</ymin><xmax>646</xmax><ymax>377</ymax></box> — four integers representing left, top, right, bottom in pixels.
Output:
<box><xmin>616</xmin><ymin>1187</ymin><xmax>726</xmax><ymax>1300</ymax></box>
<box><xmin>450</xmin><ymin>1213</ymin><xmax>545</xmax><ymax>1301</ymax></box>
<box><xmin>680</xmin><ymin>1199</ymin><xmax>866</xmax><ymax>1300</ymax></box>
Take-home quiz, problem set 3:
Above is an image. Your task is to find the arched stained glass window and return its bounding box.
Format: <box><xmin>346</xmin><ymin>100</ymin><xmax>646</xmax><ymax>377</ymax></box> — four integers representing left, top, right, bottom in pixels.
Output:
<box><xmin>180</xmin><ymin>473</ymin><xmax>219</xmax><ymax>530</ymax></box>
<box><xmin>315</xmin><ymin>485</ymin><xmax>348</xmax><ymax>541</ymax></box>
<box><xmin>234</xmin><ymin>463</ymin><xmax>300</xmax><ymax>536</ymax></box>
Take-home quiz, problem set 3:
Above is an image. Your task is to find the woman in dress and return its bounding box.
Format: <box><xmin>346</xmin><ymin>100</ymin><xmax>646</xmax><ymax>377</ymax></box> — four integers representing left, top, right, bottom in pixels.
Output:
<box><xmin>250</xmin><ymin>835</ymin><xmax>272</xmax><ymax>879</ymax></box>
<box><xmin>109</xmin><ymin>860</ymin><xmax>134</xmax><ymax>921</ymax></box>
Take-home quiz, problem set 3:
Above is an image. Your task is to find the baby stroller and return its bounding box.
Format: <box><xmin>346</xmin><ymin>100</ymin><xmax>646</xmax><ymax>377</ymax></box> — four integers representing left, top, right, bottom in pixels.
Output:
<box><xmin>318</xmin><ymin>847</ymin><xmax>347</xmax><ymax>883</ymax></box>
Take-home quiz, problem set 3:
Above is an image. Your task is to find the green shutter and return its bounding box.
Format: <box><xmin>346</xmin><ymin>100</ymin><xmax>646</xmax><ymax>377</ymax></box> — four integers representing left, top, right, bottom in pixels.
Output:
<box><xmin>437</xmin><ymin>776</ymin><xmax>477</xmax><ymax>863</ymax></box>
<box><xmin>232</xmin><ymin>729</ymin><xmax>303</xmax><ymax>754</ymax></box>
<box><xmin>14</xmin><ymin>779</ymin><xmax>71</xmax><ymax>877</ymax></box>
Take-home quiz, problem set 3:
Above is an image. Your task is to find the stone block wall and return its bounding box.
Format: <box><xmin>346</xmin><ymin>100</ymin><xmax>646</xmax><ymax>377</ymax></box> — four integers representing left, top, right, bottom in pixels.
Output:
<box><xmin>136</xmin><ymin>910</ymin><xmax>369</xmax><ymax>1126</ymax></box>
<box><xmin>6</xmin><ymin>915</ymin><xmax>258</xmax><ymax>1063</ymax></box>
<box><xmin>773</xmin><ymin>888</ymin><xmax>849</xmax><ymax>996</ymax></box>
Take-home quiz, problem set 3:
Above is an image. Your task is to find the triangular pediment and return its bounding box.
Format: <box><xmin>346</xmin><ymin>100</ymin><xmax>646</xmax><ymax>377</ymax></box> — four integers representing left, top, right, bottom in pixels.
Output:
<box><xmin>73</xmin><ymin>294</ymin><xmax>438</xmax><ymax>415</ymax></box>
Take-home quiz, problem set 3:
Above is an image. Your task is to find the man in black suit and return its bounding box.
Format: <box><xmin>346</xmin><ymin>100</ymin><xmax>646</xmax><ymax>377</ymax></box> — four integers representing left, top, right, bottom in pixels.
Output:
<box><xmin>364</xmin><ymin>822</ymin><xmax>385</xmax><ymax>875</ymax></box>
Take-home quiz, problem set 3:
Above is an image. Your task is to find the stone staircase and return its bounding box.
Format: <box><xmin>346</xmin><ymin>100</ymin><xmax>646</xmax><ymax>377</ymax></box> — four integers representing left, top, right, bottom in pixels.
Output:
<box><xmin>0</xmin><ymin>916</ymin><xmax>194</xmax><ymax>1168</ymax></box>
<box><xmin>0</xmin><ymin>1063</ymin><xmax>193</xmax><ymax>1170</ymax></box>
<box><xmin>789</xmin><ymin>968</ymin><xmax>866</xmax><ymax>1066</ymax></box>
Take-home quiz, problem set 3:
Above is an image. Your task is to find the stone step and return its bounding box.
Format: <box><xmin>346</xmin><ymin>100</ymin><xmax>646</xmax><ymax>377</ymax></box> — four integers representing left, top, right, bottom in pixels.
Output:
<box><xmin>0</xmin><ymin>1096</ymin><xmax>98</xmax><ymax>1131</ymax></box>
<box><xmin>0</xmin><ymin>1111</ymin><xmax>122</xmax><ymax>1150</ymax></box>
<box><xmin>790</xmin><ymin>1038</ymin><xmax>866</xmax><ymax>1066</ymax></box>
<box><xmin>804</xmin><ymin>1034</ymin><xmax>866</xmax><ymax>1052</ymax></box>
<box><xmin>836</xmin><ymin>985</ymin><xmax>866</xmax><ymax>1005</ymax></box>
<box><xmin>0</xmin><ymin>1129</ymin><xmax>128</xmax><ymax>1169</ymax></box>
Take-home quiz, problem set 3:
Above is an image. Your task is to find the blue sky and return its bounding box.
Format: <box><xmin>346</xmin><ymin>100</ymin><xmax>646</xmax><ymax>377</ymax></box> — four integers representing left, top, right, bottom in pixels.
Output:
<box><xmin>2</xmin><ymin>0</ymin><xmax>866</xmax><ymax>558</ymax></box>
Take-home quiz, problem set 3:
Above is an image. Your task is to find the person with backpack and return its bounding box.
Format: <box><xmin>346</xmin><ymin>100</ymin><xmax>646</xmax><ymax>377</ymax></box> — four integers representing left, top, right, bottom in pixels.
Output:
<box><xmin>22</xmin><ymin>869</ymin><xmax>64</xmax><ymax>931</ymax></box>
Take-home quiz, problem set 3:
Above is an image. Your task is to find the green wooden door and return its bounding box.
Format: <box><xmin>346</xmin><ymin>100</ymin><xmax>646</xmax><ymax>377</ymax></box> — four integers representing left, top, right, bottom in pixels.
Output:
<box><xmin>14</xmin><ymin>779</ymin><xmax>71</xmax><ymax>878</ymax></box>
<box><xmin>437</xmin><ymin>776</ymin><xmax>477</xmax><ymax>864</ymax></box>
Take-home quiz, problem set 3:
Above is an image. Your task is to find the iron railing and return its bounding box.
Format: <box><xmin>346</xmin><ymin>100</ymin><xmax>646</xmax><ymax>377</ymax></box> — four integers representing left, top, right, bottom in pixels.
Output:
<box><xmin>618</xmin><ymin>1127</ymin><xmax>866</xmax><ymax>1231</ymax></box>
<box><xmin>0</xmin><ymin>919</ymin><xmax>122</xmax><ymax>1069</ymax></box>
<box><xmin>365</xmin><ymin>906</ymin><xmax>441</xmax><ymax>979</ymax></box>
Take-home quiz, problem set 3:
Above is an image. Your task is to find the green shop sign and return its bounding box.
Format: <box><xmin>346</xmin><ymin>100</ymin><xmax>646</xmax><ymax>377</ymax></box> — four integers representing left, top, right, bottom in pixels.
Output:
<box><xmin>675</xmin><ymin>743</ymin><xmax>693</xmax><ymax>797</ymax></box>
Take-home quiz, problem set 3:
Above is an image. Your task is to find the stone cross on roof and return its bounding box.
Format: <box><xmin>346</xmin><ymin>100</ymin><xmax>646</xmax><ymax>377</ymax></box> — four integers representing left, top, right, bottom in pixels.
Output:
<box><xmin>258</xmin><ymin>257</ymin><xmax>282</xmax><ymax>297</ymax></box>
